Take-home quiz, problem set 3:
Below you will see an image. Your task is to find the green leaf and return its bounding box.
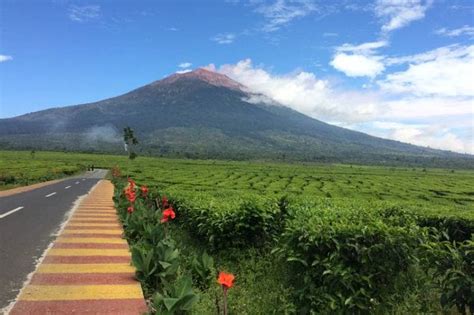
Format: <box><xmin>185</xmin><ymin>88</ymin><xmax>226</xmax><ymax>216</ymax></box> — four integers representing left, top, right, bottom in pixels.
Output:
<box><xmin>175</xmin><ymin>294</ymin><xmax>199</xmax><ymax>310</ymax></box>
<box><xmin>159</xmin><ymin>261</ymin><xmax>172</xmax><ymax>269</ymax></box>
<box><xmin>287</xmin><ymin>257</ymin><xmax>308</xmax><ymax>266</ymax></box>
<box><xmin>163</xmin><ymin>297</ymin><xmax>179</xmax><ymax>310</ymax></box>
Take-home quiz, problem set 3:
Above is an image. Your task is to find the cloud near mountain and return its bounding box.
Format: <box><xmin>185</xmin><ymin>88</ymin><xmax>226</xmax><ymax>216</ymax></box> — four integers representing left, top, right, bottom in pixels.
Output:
<box><xmin>208</xmin><ymin>52</ymin><xmax>473</xmax><ymax>154</ymax></box>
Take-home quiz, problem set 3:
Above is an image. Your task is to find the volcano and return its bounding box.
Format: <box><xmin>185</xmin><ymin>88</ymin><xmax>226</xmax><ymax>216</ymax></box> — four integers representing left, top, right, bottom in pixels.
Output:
<box><xmin>0</xmin><ymin>68</ymin><xmax>471</xmax><ymax>166</ymax></box>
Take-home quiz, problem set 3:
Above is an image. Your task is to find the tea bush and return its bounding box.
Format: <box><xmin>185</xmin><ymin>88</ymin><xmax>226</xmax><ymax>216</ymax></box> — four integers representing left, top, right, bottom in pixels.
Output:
<box><xmin>2</xmin><ymin>151</ymin><xmax>473</xmax><ymax>313</ymax></box>
<box><xmin>168</xmin><ymin>191</ymin><xmax>282</xmax><ymax>250</ymax></box>
<box><xmin>275</xmin><ymin>201</ymin><xmax>427</xmax><ymax>312</ymax></box>
<box><xmin>418</xmin><ymin>215</ymin><xmax>474</xmax><ymax>242</ymax></box>
<box><xmin>112</xmin><ymin>174</ymin><xmax>473</xmax><ymax>314</ymax></box>
<box><xmin>423</xmin><ymin>239</ymin><xmax>474</xmax><ymax>314</ymax></box>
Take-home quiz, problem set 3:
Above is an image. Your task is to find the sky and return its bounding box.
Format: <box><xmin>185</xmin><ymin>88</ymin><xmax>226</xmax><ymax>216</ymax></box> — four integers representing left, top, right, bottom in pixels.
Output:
<box><xmin>0</xmin><ymin>0</ymin><xmax>473</xmax><ymax>154</ymax></box>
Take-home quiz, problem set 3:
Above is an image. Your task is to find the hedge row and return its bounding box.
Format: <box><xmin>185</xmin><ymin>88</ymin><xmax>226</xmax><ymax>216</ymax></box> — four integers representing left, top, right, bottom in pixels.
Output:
<box><xmin>417</xmin><ymin>215</ymin><xmax>473</xmax><ymax>242</ymax></box>
<box><xmin>168</xmin><ymin>191</ymin><xmax>285</xmax><ymax>250</ymax></box>
<box><xmin>275</xmin><ymin>201</ymin><xmax>426</xmax><ymax>312</ymax></box>
<box><xmin>114</xmin><ymin>177</ymin><xmax>473</xmax><ymax>313</ymax></box>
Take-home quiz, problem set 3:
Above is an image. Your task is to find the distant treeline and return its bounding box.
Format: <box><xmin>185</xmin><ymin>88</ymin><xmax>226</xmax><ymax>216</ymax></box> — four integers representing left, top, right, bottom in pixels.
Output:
<box><xmin>1</xmin><ymin>137</ymin><xmax>472</xmax><ymax>169</ymax></box>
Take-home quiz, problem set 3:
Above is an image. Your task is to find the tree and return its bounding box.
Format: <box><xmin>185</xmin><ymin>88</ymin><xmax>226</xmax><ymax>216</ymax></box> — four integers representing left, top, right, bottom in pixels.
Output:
<box><xmin>123</xmin><ymin>126</ymin><xmax>139</xmax><ymax>160</ymax></box>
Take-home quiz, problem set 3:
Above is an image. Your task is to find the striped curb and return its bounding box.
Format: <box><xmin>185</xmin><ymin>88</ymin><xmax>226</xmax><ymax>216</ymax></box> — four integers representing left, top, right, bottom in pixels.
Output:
<box><xmin>9</xmin><ymin>180</ymin><xmax>147</xmax><ymax>315</ymax></box>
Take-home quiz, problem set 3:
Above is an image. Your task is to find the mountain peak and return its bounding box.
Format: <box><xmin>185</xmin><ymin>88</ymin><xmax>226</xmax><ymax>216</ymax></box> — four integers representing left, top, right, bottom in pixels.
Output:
<box><xmin>157</xmin><ymin>68</ymin><xmax>246</xmax><ymax>91</ymax></box>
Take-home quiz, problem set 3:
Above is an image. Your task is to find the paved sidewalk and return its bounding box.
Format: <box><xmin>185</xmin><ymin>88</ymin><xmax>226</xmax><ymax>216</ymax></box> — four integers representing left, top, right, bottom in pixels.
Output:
<box><xmin>8</xmin><ymin>180</ymin><xmax>147</xmax><ymax>314</ymax></box>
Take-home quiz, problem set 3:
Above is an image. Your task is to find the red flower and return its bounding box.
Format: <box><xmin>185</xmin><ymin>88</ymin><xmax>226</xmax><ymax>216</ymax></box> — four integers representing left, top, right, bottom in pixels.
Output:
<box><xmin>162</xmin><ymin>196</ymin><xmax>169</xmax><ymax>208</ymax></box>
<box><xmin>126</xmin><ymin>191</ymin><xmax>136</xmax><ymax>203</ymax></box>
<box><xmin>124</xmin><ymin>183</ymin><xmax>135</xmax><ymax>197</ymax></box>
<box><xmin>127</xmin><ymin>206</ymin><xmax>134</xmax><ymax>214</ymax></box>
<box><xmin>218</xmin><ymin>272</ymin><xmax>235</xmax><ymax>289</ymax></box>
<box><xmin>160</xmin><ymin>207</ymin><xmax>176</xmax><ymax>223</ymax></box>
<box><xmin>128</xmin><ymin>178</ymin><xmax>136</xmax><ymax>188</ymax></box>
<box><xmin>140</xmin><ymin>185</ymin><xmax>148</xmax><ymax>197</ymax></box>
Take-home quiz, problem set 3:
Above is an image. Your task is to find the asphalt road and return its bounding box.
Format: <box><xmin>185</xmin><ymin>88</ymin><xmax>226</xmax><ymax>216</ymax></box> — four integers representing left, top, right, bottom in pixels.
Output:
<box><xmin>0</xmin><ymin>169</ymin><xmax>107</xmax><ymax>310</ymax></box>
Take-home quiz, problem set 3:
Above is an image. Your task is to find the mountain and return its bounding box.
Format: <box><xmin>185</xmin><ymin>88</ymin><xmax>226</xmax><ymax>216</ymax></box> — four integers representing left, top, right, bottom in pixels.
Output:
<box><xmin>0</xmin><ymin>68</ymin><xmax>472</xmax><ymax>167</ymax></box>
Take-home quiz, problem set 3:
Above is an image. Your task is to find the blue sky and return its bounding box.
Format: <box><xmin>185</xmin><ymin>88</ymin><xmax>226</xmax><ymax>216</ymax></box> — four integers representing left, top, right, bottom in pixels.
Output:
<box><xmin>1</xmin><ymin>0</ymin><xmax>473</xmax><ymax>153</ymax></box>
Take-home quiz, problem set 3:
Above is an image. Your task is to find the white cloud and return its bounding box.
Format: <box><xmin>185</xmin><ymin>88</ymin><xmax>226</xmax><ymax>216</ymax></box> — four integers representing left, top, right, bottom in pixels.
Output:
<box><xmin>210</xmin><ymin>58</ymin><xmax>473</xmax><ymax>153</ymax></box>
<box><xmin>178</xmin><ymin>62</ymin><xmax>192</xmax><ymax>68</ymax></box>
<box><xmin>331</xmin><ymin>53</ymin><xmax>385</xmax><ymax>78</ymax></box>
<box><xmin>369</xmin><ymin>121</ymin><xmax>473</xmax><ymax>154</ymax></box>
<box><xmin>68</xmin><ymin>5</ymin><xmax>101</xmax><ymax>22</ymax></box>
<box><xmin>379</xmin><ymin>45</ymin><xmax>474</xmax><ymax>97</ymax></box>
<box><xmin>0</xmin><ymin>55</ymin><xmax>13</xmax><ymax>62</ymax></box>
<box><xmin>382</xmin><ymin>97</ymin><xmax>473</xmax><ymax>119</ymax></box>
<box><xmin>214</xmin><ymin>59</ymin><xmax>381</xmax><ymax>123</ymax></box>
<box><xmin>330</xmin><ymin>41</ymin><xmax>388</xmax><ymax>78</ymax></box>
<box><xmin>176</xmin><ymin>69</ymin><xmax>192</xmax><ymax>74</ymax></box>
<box><xmin>375</xmin><ymin>0</ymin><xmax>432</xmax><ymax>32</ymax></box>
<box><xmin>254</xmin><ymin>0</ymin><xmax>317</xmax><ymax>32</ymax></box>
<box><xmin>336</xmin><ymin>40</ymin><xmax>389</xmax><ymax>53</ymax></box>
<box><xmin>372</xmin><ymin>121</ymin><xmax>427</xmax><ymax>130</ymax></box>
<box><xmin>435</xmin><ymin>25</ymin><xmax>474</xmax><ymax>37</ymax></box>
<box><xmin>211</xmin><ymin>33</ymin><xmax>236</xmax><ymax>44</ymax></box>
<box><xmin>323</xmin><ymin>32</ymin><xmax>338</xmax><ymax>37</ymax></box>
<box><xmin>385</xmin><ymin>44</ymin><xmax>468</xmax><ymax>65</ymax></box>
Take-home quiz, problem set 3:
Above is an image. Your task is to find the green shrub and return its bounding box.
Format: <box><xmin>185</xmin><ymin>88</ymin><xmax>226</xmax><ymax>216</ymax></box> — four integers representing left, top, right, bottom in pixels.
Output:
<box><xmin>423</xmin><ymin>240</ymin><xmax>474</xmax><ymax>314</ymax></box>
<box><xmin>114</xmin><ymin>177</ymin><xmax>471</xmax><ymax>314</ymax></box>
<box><xmin>0</xmin><ymin>175</ymin><xmax>16</xmax><ymax>185</ymax></box>
<box><xmin>275</xmin><ymin>201</ymin><xmax>427</xmax><ymax>313</ymax></box>
<box><xmin>169</xmin><ymin>191</ymin><xmax>281</xmax><ymax>250</ymax></box>
<box><xmin>417</xmin><ymin>215</ymin><xmax>474</xmax><ymax>242</ymax></box>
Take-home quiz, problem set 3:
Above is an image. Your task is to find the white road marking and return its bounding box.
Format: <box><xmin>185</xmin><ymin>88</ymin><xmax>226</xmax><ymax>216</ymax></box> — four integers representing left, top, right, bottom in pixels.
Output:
<box><xmin>65</xmin><ymin>186</ymin><xmax>71</xmax><ymax>189</ymax></box>
<box><xmin>82</xmin><ymin>179</ymin><xmax>86</xmax><ymax>181</ymax></box>
<box><xmin>45</xmin><ymin>192</ymin><xmax>57</xmax><ymax>198</ymax></box>
<box><xmin>75</xmin><ymin>181</ymin><xmax>80</xmax><ymax>184</ymax></box>
<box><xmin>0</xmin><ymin>206</ymin><xmax>24</xmax><ymax>219</ymax></box>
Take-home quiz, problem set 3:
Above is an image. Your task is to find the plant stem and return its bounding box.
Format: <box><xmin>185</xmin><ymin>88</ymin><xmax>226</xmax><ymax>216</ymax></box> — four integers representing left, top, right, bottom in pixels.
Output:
<box><xmin>223</xmin><ymin>287</ymin><xmax>228</xmax><ymax>315</ymax></box>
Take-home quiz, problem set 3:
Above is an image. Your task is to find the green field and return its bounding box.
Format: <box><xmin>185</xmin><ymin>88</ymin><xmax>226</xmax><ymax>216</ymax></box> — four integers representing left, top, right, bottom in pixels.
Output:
<box><xmin>1</xmin><ymin>150</ymin><xmax>473</xmax><ymax>313</ymax></box>
<box><xmin>1</xmin><ymin>150</ymin><xmax>473</xmax><ymax>216</ymax></box>
<box><xmin>0</xmin><ymin>151</ymin><xmax>84</xmax><ymax>189</ymax></box>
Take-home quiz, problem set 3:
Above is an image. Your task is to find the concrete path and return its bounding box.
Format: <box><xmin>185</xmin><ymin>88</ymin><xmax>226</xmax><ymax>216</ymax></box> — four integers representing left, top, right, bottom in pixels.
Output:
<box><xmin>6</xmin><ymin>180</ymin><xmax>147</xmax><ymax>314</ymax></box>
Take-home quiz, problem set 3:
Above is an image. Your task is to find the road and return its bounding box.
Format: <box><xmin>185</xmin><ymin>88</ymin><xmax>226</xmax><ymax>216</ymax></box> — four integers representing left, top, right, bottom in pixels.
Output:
<box><xmin>0</xmin><ymin>169</ymin><xmax>107</xmax><ymax>310</ymax></box>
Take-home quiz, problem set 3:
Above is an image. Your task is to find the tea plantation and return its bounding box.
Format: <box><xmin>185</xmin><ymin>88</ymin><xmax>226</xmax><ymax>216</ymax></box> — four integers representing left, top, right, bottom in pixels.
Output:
<box><xmin>1</xmin><ymin>150</ymin><xmax>473</xmax><ymax>313</ymax></box>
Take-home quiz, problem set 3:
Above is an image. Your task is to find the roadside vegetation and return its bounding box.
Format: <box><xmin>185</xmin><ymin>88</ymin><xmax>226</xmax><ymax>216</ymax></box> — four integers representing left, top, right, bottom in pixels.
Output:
<box><xmin>1</xmin><ymin>150</ymin><xmax>473</xmax><ymax>313</ymax></box>
<box><xmin>0</xmin><ymin>151</ymin><xmax>85</xmax><ymax>189</ymax></box>
<box><xmin>112</xmin><ymin>171</ymin><xmax>473</xmax><ymax>314</ymax></box>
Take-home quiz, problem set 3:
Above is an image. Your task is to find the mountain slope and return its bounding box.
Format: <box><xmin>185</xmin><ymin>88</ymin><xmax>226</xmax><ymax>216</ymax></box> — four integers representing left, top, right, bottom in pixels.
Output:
<box><xmin>0</xmin><ymin>68</ymin><xmax>471</xmax><ymax>167</ymax></box>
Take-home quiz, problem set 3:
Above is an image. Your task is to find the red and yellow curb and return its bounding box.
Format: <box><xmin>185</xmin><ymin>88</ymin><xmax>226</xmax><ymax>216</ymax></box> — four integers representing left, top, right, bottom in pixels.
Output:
<box><xmin>9</xmin><ymin>180</ymin><xmax>147</xmax><ymax>314</ymax></box>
